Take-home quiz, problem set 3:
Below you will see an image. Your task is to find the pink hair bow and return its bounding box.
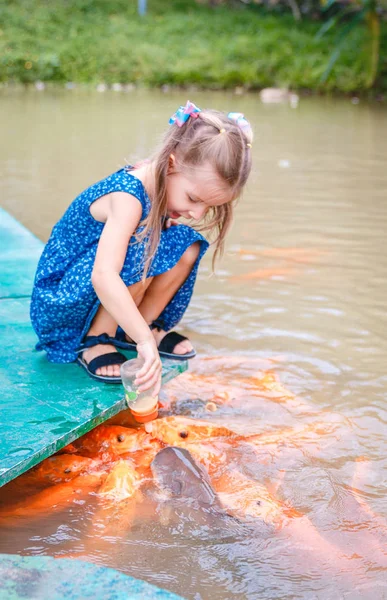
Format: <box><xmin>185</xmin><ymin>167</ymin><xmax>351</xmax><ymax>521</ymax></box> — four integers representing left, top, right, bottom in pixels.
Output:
<box><xmin>169</xmin><ymin>101</ymin><xmax>201</xmax><ymax>127</ymax></box>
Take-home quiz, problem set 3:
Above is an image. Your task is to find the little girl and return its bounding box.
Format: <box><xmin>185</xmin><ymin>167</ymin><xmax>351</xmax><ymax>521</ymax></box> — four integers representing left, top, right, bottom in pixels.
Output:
<box><xmin>31</xmin><ymin>101</ymin><xmax>253</xmax><ymax>395</ymax></box>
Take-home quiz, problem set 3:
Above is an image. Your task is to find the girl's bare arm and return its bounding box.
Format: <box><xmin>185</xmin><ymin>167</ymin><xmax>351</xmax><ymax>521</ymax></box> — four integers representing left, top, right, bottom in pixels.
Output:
<box><xmin>91</xmin><ymin>191</ymin><xmax>161</xmax><ymax>393</ymax></box>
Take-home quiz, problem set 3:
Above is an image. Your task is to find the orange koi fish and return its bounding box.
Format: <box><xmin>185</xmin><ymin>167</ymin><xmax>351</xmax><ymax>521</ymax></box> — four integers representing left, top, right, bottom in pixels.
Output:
<box><xmin>167</xmin><ymin>367</ymin><xmax>301</xmax><ymax>411</ymax></box>
<box><xmin>89</xmin><ymin>495</ymin><xmax>140</xmax><ymax>543</ymax></box>
<box><xmin>16</xmin><ymin>454</ymin><xmax>98</xmax><ymax>487</ymax></box>
<box><xmin>245</xmin><ymin>420</ymin><xmax>340</xmax><ymax>448</ymax></box>
<box><xmin>351</xmin><ymin>457</ymin><xmax>387</xmax><ymax>535</ymax></box>
<box><xmin>183</xmin><ymin>372</ymin><xmax>222</xmax><ymax>387</ymax></box>
<box><xmin>0</xmin><ymin>472</ymin><xmax>106</xmax><ymax>527</ymax></box>
<box><xmin>232</xmin><ymin>247</ymin><xmax>328</xmax><ymax>282</ymax></box>
<box><xmin>97</xmin><ymin>460</ymin><xmax>140</xmax><ymax>502</ymax></box>
<box><xmin>239</xmin><ymin>420</ymin><xmax>349</xmax><ymax>468</ymax></box>
<box><xmin>85</xmin><ymin>461</ymin><xmax>152</xmax><ymax>556</ymax></box>
<box><xmin>164</xmin><ymin>372</ymin><xmax>242</xmax><ymax>410</ymax></box>
<box><xmin>56</xmin><ymin>443</ymin><xmax>78</xmax><ymax>454</ymax></box>
<box><xmin>230</xmin><ymin>266</ymin><xmax>296</xmax><ymax>282</ymax></box>
<box><xmin>261</xmin><ymin>247</ymin><xmax>327</xmax><ymax>263</ymax></box>
<box><xmin>125</xmin><ymin>443</ymin><xmax>164</xmax><ymax>479</ymax></box>
<box><xmin>150</xmin><ymin>416</ymin><xmax>237</xmax><ymax>446</ymax></box>
<box><xmin>178</xmin><ymin>440</ymin><xmax>229</xmax><ymax>476</ymax></box>
<box><xmin>244</xmin><ymin>370</ymin><xmax>295</xmax><ymax>396</ymax></box>
<box><xmin>74</xmin><ymin>425</ymin><xmax>153</xmax><ymax>459</ymax></box>
<box><xmin>200</xmin><ymin>355</ymin><xmax>286</xmax><ymax>368</ymax></box>
<box><xmin>213</xmin><ymin>468</ymin><xmax>362</xmax><ymax>575</ymax></box>
<box><xmin>236</xmin><ymin>369</ymin><xmax>311</xmax><ymax>412</ymax></box>
<box><xmin>237</xmin><ymin>247</ymin><xmax>327</xmax><ymax>263</ymax></box>
<box><xmin>213</xmin><ymin>469</ymin><xmax>300</xmax><ymax>528</ymax></box>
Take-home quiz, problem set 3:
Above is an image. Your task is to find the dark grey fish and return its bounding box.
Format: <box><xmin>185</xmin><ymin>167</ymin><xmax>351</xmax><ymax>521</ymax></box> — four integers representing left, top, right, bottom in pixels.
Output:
<box><xmin>150</xmin><ymin>446</ymin><xmax>250</xmax><ymax>541</ymax></box>
<box><xmin>151</xmin><ymin>446</ymin><xmax>221</xmax><ymax>509</ymax></box>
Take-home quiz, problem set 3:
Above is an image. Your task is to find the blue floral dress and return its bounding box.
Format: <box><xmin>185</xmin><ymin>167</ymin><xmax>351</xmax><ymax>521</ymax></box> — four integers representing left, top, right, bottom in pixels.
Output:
<box><xmin>30</xmin><ymin>168</ymin><xmax>209</xmax><ymax>363</ymax></box>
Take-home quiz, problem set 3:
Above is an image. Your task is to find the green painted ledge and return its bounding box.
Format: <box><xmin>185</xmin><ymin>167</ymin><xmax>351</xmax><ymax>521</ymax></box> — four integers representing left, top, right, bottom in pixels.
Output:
<box><xmin>0</xmin><ymin>208</ymin><xmax>187</xmax><ymax>487</ymax></box>
<box><xmin>0</xmin><ymin>554</ymin><xmax>184</xmax><ymax>599</ymax></box>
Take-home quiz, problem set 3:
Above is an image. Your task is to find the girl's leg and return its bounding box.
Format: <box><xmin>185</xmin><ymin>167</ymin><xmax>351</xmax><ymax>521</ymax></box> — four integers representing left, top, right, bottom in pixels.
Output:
<box><xmin>82</xmin><ymin>279</ymin><xmax>152</xmax><ymax>377</ymax></box>
<box><xmin>137</xmin><ymin>242</ymin><xmax>201</xmax><ymax>355</ymax></box>
<box><xmin>82</xmin><ymin>241</ymin><xmax>200</xmax><ymax>376</ymax></box>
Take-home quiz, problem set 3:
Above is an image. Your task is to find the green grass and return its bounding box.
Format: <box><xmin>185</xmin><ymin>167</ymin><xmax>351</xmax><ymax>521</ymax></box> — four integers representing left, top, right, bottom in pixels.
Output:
<box><xmin>1</xmin><ymin>0</ymin><xmax>386</xmax><ymax>93</ymax></box>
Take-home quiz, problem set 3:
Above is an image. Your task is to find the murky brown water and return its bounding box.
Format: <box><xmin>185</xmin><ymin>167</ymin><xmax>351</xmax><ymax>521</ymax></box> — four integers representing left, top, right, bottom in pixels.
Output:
<box><xmin>1</xmin><ymin>88</ymin><xmax>387</xmax><ymax>599</ymax></box>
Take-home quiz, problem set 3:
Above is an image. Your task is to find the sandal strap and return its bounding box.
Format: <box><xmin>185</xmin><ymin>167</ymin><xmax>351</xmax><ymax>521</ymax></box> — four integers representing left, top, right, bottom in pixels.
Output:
<box><xmin>114</xmin><ymin>329</ymin><xmax>136</xmax><ymax>347</ymax></box>
<box><xmin>77</xmin><ymin>333</ymin><xmax>117</xmax><ymax>353</ymax></box>
<box><xmin>87</xmin><ymin>352</ymin><xmax>127</xmax><ymax>375</ymax></box>
<box><xmin>158</xmin><ymin>331</ymin><xmax>188</xmax><ymax>355</ymax></box>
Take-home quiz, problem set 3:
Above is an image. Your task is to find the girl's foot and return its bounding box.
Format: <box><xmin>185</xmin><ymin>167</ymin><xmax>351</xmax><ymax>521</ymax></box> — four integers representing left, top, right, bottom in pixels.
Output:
<box><xmin>81</xmin><ymin>344</ymin><xmax>122</xmax><ymax>378</ymax></box>
<box><xmin>123</xmin><ymin>328</ymin><xmax>194</xmax><ymax>356</ymax></box>
<box><xmin>151</xmin><ymin>328</ymin><xmax>194</xmax><ymax>356</ymax></box>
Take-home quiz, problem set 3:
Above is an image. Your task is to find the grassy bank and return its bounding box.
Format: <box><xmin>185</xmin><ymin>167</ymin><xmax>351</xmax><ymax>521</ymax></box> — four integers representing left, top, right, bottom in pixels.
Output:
<box><xmin>1</xmin><ymin>0</ymin><xmax>386</xmax><ymax>94</ymax></box>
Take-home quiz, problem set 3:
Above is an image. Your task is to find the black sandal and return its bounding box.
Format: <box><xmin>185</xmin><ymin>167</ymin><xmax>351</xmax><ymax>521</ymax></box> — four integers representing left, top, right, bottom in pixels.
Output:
<box><xmin>76</xmin><ymin>333</ymin><xmax>127</xmax><ymax>383</ymax></box>
<box><xmin>114</xmin><ymin>329</ymin><xmax>196</xmax><ymax>361</ymax></box>
<box><xmin>156</xmin><ymin>331</ymin><xmax>196</xmax><ymax>360</ymax></box>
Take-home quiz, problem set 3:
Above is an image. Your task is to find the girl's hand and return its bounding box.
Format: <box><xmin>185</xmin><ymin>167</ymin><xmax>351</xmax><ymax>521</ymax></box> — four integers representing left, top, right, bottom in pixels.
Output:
<box><xmin>134</xmin><ymin>339</ymin><xmax>162</xmax><ymax>397</ymax></box>
<box><xmin>164</xmin><ymin>218</ymin><xmax>179</xmax><ymax>229</ymax></box>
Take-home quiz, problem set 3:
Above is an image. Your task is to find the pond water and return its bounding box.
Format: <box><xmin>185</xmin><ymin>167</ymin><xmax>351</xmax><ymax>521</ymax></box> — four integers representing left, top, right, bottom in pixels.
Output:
<box><xmin>1</xmin><ymin>88</ymin><xmax>387</xmax><ymax>599</ymax></box>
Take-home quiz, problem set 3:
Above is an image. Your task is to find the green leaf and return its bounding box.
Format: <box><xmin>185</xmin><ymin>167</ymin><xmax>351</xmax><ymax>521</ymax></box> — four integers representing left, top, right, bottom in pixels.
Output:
<box><xmin>315</xmin><ymin>16</ymin><xmax>338</xmax><ymax>40</ymax></box>
<box><xmin>320</xmin><ymin>9</ymin><xmax>366</xmax><ymax>83</ymax></box>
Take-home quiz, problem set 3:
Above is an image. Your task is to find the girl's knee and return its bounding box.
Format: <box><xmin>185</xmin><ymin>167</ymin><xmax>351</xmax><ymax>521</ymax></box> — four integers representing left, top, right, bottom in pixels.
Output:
<box><xmin>128</xmin><ymin>278</ymin><xmax>153</xmax><ymax>305</ymax></box>
<box><xmin>180</xmin><ymin>242</ymin><xmax>201</xmax><ymax>268</ymax></box>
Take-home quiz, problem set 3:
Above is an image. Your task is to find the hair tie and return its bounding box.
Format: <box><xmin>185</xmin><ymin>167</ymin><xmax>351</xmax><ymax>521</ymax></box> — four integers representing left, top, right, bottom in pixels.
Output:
<box><xmin>169</xmin><ymin>101</ymin><xmax>201</xmax><ymax>127</ymax></box>
<box><xmin>227</xmin><ymin>112</ymin><xmax>251</xmax><ymax>135</ymax></box>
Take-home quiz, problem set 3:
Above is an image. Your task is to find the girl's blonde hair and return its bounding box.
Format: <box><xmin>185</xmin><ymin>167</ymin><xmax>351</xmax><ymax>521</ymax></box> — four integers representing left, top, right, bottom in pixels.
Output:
<box><xmin>135</xmin><ymin>107</ymin><xmax>253</xmax><ymax>280</ymax></box>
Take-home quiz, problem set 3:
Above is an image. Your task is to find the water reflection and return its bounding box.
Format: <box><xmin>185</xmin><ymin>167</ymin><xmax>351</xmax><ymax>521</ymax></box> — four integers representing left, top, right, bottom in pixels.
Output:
<box><xmin>1</xmin><ymin>88</ymin><xmax>387</xmax><ymax>599</ymax></box>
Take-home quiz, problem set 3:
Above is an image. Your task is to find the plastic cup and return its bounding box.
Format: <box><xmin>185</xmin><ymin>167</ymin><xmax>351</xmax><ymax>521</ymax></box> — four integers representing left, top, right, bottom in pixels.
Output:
<box><xmin>120</xmin><ymin>358</ymin><xmax>158</xmax><ymax>427</ymax></box>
